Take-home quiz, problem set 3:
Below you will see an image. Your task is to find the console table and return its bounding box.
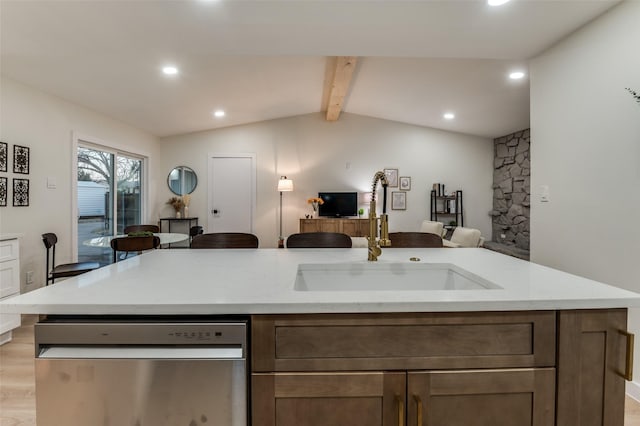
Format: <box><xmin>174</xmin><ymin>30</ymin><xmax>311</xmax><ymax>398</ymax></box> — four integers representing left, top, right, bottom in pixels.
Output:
<box><xmin>159</xmin><ymin>217</ymin><xmax>198</xmax><ymax>248</ymax></box>
<box><xmin>299</xmin><ymin>218</ymin><xmax>369</xmax><ymax>237</ymax></box>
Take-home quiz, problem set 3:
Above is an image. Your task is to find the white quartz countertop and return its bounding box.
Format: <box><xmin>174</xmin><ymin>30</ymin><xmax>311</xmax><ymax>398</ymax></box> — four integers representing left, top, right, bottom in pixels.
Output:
<box><xmin>2</xmin><ymin>248</ymin><xmax>639</xmax><ymax>315</ymax></box>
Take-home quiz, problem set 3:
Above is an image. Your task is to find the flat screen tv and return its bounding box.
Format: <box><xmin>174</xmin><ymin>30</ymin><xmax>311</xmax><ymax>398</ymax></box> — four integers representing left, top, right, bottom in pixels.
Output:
<box><xmin>318</xmin><ymin>192</ymin><xmax>358</xmax><ymax>218</ymax></box>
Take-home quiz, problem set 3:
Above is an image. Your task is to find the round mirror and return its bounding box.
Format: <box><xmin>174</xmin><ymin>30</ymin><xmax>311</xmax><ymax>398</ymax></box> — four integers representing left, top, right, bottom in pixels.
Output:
<box><xmin>167</xmin><ymin>166</ymin><xmax>197</xmax><ymax>195</ymax></box>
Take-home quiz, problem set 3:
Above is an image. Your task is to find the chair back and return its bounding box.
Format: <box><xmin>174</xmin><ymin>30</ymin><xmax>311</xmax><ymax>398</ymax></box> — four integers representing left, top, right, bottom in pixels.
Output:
<box><xmin>42</xmin><ymin>233</ymin><xmax>58</xmax><ymax>283</ymax></box>
<box><xmin>42</xmin><ymin>232</ymin><xmax>58</xmax><ymax>250</ymax></box>
<box><xmin>42</xmin><ymin>232</ymin><xmax>99</xmax><ymax>284</ymax></box>
<box><xmin>190</xmin><ymin>226</ymin><xmax>204</xmax><ymax>237</ymax></box>
<box><xmin>123</xmin><ymin>224</ymin><xmax>159</xmax><ymax>234</ymax></box>
<box><xmin>389</xmin><ymin>232</ymin><xmax>443</xmax><ymax>248</ymax></box>
<box><xmin>190</xmin><ymin>233</ymin><xmax>259</xmax><ymax>249</ymax></box>
<box><xmin>419</xmin><ymin>220</ymin><xmax>446</xmax><ymax>238</ymax></box>
<box><xmin>189</xmin><ymin>226</ymin><xmax>204</xmax><ymax>247</ymax></box>
<box><xmin>286</xmin><ymin>232</ymin><xmax>352</xmax><ymax>248</ymax></box>
<box><xmin>449</xmin><ymin>227</ymin><xmax>482</xmax><ymax>247</ymax></box>
<box><xmin>110</xmin><ymin>236</ymin><xmax>161</xmax><ymax>262</ymax></box>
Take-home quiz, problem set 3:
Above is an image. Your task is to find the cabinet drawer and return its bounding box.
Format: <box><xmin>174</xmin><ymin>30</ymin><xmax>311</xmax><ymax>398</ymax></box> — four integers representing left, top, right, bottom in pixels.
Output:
<box><xmin>252</xmin><ymin>312</ymin><xmax>556</xmax><ymax>372</ymax></box>
<box><xmin>0</xmin><ymin>259</ymin><xmax>20</xmax><ymax>298</ymax></box>
<box><xmin>0</xmin><ymin>239</ymin><xmax>18</xmax><ymax>263</ymax></box>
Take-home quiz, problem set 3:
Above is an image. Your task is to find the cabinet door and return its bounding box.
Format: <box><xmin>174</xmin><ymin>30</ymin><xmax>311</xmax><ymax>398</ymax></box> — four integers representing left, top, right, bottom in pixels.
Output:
<box><xmin>0</xmin><ymin>238</ymin><xmax>19</xmax><ymax>263</ymax></box>
<box><xmin>407</xmin><ymin>369</ymin><xmax>555</xmax><ymax>426</ymax></box>
<box><xmin>341</xmin><ymin>220</ymin><xmax>358</xmax><ymax>237</ymax></box>
<box><xmin>299</xmin><ymin>219</ymin><xmax>319</xmax><ymax>233</ymax></box>
<box><xmin>0</xmin><ymin>259</ymin><xmax>20</xmax><ymax>298</ymax></box>
<box><xmin>319</xmin><ymin>219</ymin><xmax>340</xmax><ymax>233</ymax></box>
<box><xmin>252</xmin><ymin>372</ymin><xmax>405</xmax><ymax>426</ymax></box>
<box><xmin>357</xmin><ymin>219</ymin><xmax>370</xmax><ymax>237</ymax></box>
<box><xmin>557</xmin><ymin>309</ymin><xmax>628</xmax><ymax>426</ymax></box>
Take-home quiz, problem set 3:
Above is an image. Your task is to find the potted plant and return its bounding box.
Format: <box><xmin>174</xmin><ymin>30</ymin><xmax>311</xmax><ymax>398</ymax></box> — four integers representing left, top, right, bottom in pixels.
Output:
<box><xmin>307</xmin><ymin>197</ymin><xmax>324</xmax><ymax>218</ymax></box>
<box><xmin>167</xmin><ymin>196</ymin><xmax>185</xmax><ymax>218</ymax></box>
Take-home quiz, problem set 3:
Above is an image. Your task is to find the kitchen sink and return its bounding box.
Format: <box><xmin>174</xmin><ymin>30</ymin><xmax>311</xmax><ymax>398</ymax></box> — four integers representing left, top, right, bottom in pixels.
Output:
<box><xmin>294</xmin><ymin>262</ymin><xmax>501</xmax><ymax>291</ymax></box>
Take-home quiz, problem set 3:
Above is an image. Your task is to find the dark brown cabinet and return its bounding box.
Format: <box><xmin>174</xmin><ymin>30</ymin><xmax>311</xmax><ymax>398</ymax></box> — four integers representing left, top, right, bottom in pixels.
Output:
<box><xmin>252</xmin><ymin>312</ymin><xmax>558</xmax><ymax>426</ymax></box>
<box><xmin>251</xmin><ymin>310</ymin><xmax>630</xmax><ymax>426</ymax></box>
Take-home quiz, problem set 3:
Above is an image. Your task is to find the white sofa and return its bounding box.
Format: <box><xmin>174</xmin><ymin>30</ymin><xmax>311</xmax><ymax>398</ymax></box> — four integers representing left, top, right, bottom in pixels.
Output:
<box><xmin>419</xmin><ymin>220</ymin><xmax>446</xmax><ymax>237</ymax></box>
<box><xmin>444</xmin><ymin>226</ymin><xmax>485</xmax><ymax>248</ymax></box>
<box><xmin>351</xmin><ymin>223</ymin><xmax>484</xmax><ymax>249</ymax></box>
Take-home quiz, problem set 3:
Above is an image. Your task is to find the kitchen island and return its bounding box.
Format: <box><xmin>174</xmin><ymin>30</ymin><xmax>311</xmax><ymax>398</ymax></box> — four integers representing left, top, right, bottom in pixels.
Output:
<box><xmin>2</xmin><ymin>247</ymin><xmax>639</xmax><ymax>425</ymax></box>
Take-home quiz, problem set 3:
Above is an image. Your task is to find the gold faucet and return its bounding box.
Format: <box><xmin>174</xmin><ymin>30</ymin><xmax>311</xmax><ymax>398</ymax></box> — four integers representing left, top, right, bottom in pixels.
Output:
<box><xmin>368</xmin><ymin>171</ymin><xmax>391</xmax><ymax>261</ymax></box>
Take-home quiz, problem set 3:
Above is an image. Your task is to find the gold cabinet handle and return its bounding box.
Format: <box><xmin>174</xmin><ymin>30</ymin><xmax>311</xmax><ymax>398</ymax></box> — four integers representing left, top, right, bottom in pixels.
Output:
<box><xmin>413</xmin><ymin>394</ymin><xmax>423</xmax><ymax>426</ymax></box>
<box><xmin>395</xmin><ymin>395</ymin><xmax>405</xmax><ymax>426</ymax></box>
<box><xmin>621</xmin><ymin>330</ymin><xmax>635</xmax><ymax>381</ymax></box>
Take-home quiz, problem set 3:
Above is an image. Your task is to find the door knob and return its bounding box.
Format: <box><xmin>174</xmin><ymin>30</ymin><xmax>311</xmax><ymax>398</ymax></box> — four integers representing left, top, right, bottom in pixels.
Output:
<box><xmin>212</xmin><ymin>209</ymin><xmax>219</xmax><ymax>214</ymax></box>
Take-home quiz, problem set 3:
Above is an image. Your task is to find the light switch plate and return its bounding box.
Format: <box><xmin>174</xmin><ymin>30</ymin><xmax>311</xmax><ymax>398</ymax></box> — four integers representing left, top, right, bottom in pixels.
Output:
<box><xmin>47</xmin><ymin>177</ymin><xmax>57</xmax><ymax>189</ymax></box>
<box><xmin>540</xmin><ymin>185</ymin><xmax>550</xmax><ymax>202</ymax></box>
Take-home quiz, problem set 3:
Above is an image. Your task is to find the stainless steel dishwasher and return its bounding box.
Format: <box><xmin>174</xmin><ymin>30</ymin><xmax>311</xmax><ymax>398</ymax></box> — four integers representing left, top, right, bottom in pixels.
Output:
<box><xmin>34</xmin><ymin>318</ymin><xmax>247</xmax><ymax>426</ymax></box>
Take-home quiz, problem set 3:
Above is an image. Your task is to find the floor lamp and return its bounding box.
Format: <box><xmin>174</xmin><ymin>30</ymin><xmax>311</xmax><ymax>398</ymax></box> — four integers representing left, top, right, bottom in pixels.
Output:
<box><xmin>278</xmin><ymin>176</ymin><xmax>294</xmax><ymax>248</ymax></box>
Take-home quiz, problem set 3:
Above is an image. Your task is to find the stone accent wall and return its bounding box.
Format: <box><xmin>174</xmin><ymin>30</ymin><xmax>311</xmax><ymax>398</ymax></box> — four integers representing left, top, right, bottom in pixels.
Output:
<box><xmin>490</xmin><ymin>129</ymin><xmax>530</xmax><ymax>250</ymax></box>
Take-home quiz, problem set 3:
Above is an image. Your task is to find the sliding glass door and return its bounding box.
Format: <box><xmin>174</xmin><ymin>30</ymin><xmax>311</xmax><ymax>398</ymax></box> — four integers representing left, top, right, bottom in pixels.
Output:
<box><xmin>116</xmin><ymin>155</ymin><xmax>142</xmax><ymax>234</ymax></box>
<box><xmin>76</xmin><ymin>145</ymin><xmax>144</xmax><ymax>265</ymax></box>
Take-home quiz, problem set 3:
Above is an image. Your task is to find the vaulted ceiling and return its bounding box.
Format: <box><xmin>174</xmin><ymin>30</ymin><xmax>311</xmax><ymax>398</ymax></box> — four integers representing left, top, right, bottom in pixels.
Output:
<box><xmin>0</xmin><ymin>0</ymin><xmax>621</xmax><ymax>138</ymax></box>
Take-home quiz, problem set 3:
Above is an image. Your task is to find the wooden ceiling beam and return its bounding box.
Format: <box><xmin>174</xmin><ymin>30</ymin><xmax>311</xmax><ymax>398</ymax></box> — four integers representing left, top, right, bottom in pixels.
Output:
<box><xmin>323</xmin><ymin>56</ymin><xmax>358</xmax><ymax>121</ymax></box>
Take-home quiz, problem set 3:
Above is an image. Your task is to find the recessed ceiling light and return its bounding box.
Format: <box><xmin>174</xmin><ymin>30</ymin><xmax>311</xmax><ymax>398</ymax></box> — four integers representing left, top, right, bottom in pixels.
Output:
<box><xmin>213</xmin><ymin>110</ymin><xmax>225</xmax><ymax>118</ymax></box>
<box><xmin>162</xmin><ymin>66</ymin><xmax>178</xmax><ymax>75</ymax></box>
<box><xmin>509</xmin><ymin>71</ymin><xmax>526</xmax><ymax>80</ymax></box>
<box><xmin>488</xmin><ymin>0</ymin><xmax>511</xmax><ymax>6</ymax></box>
<box><xmin>443</xmin><ymin>113</ymin><xmax>455</xmax><ymax>120</ymax></box>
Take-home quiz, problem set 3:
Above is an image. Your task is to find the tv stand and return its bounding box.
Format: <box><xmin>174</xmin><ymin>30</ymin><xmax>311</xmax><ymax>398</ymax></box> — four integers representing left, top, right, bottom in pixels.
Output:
<box><xmin>299</xmin><ymin>218</ymin><xmax>369</xmax><ymax>237</ymax></box>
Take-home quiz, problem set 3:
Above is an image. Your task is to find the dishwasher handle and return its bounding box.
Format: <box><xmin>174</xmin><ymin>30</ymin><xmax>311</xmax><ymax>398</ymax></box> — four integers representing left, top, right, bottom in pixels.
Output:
<box><xmin>38</xmin><ymin>345</ymin><xmax>244</xmax><ymax>360</ymax></box>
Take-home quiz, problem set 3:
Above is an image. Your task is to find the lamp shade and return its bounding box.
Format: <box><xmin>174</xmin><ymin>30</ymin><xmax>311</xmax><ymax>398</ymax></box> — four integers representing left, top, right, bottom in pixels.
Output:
<box><xmin>278</xmin><ymin>176</ymin><xmax>294</xmax><ymax>192</ymax></box>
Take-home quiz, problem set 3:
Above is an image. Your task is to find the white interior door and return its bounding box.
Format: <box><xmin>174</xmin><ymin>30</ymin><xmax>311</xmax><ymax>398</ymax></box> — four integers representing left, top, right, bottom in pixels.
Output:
<box><xmin>208</xmin><ymin>154</ymin><xmax>255</xmax><ymax>233</ymax></box>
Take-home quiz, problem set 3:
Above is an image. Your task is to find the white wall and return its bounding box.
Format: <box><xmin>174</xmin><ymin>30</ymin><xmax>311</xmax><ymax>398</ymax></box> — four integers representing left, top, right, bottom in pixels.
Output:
<box><xmin>0</xmin><ymin>77</ymin><xmax>160</xmax><ymax>292</ymax></box>
<box><xmin>530</xmin><ymin>0</ymin><xmax>640</xmax><ymax>384</ymax></box>
<box><xmin>159</xmin><ymin>112</ymin><xmax>493</xmax><ymax>248</ymax></box>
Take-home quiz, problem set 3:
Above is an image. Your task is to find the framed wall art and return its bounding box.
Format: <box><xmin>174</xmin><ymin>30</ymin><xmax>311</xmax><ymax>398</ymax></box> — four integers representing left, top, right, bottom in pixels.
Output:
<box><xmin>0</xmin><ymin>142</ymin><xmax>7</xmax><ymax>172</ymax></box>
<box><xmin>0</xmin><ymin>177</ymin><xmax>7</xmax><ymax>207</ymax></box>
<box><xmin>399</xmin><ymin>176</ymin><xmax>411</xmax><ymax>191</ymax></box>
<box><xmin>391</xmin><ymin>191</ymin><xmax>406</xmax><ymax>210</ymax></box>
<box><xmin>13</xmin><ymin>178</ymin><xmax>29</xmax><ymax>206</ymax></box>
<box><xmin>13</xmin><ymin>145</ymin><xmax>30</xmax><ymax>174</ymax></box>
<box><xmin>383</xmin><ymin>168</ymin><xmax>398</xmax><ymax>187</ymax></box>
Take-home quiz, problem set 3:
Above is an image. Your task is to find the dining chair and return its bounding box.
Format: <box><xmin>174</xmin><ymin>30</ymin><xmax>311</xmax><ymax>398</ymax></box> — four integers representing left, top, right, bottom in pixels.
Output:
<box><xmin>388</xmin><ymin>232</ymin><xmax>443</xmax><ymax>248</ymax></box>
<box><xmin>190</xmin><ymin>233</ymin><xmax>259</xmax><ymax>249</ymax></box>
<box><xmin>42</xmin><ymin>233</ymin><xmax>100</xmax><ymax>285</ymax></box>
<box><xmin>286</xmin><ymin>232</ymin><xmax>352</xmax><ymax>248</ymax></box>
<box><xmin>110</xmin><ymin>235</ymin><xmax>161</xmax><ymax>262</ymax></box>
<box><xmin>189</xmin><ymin>226</ymin><xmax>204</xmax><ymax>247</ymax></box>
<box><xmin>123</xmin><ymin>224</ymin><xmax>160</xmax><ymax>234</ymax></box>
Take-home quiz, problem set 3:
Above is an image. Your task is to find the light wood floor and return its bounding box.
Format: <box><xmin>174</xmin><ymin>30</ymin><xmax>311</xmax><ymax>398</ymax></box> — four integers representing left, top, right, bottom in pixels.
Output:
<box><xmin>2</xmin><ymin>315</ymin><xmax>640</xmax><ymax>425</ymax></box>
